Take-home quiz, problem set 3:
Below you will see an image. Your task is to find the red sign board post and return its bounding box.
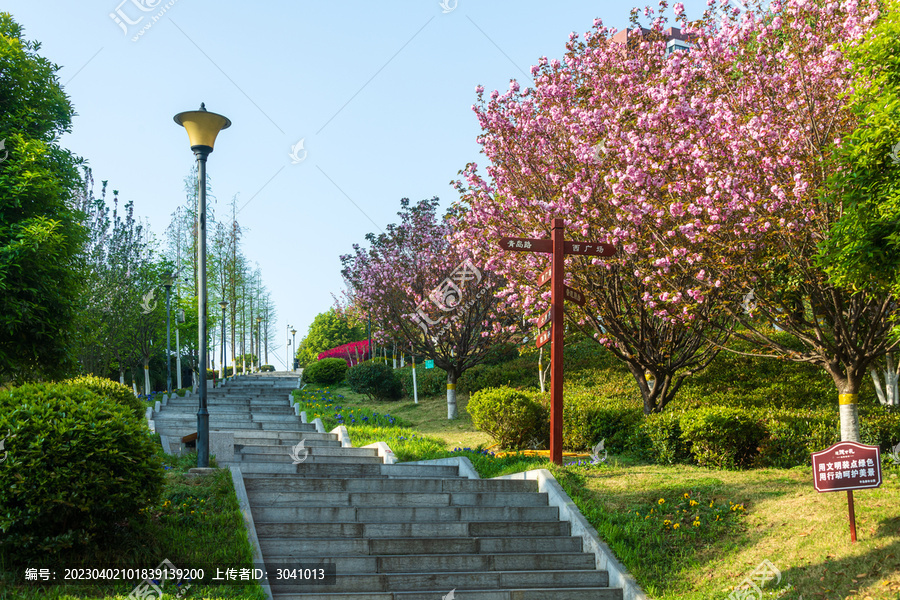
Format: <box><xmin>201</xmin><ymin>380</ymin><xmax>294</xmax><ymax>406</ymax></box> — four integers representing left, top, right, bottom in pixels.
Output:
<box><xmin>499</xmin><ymin>218</ymin><xmax>615</xmax><ymax>464</ymax></box>
<box><xmin>811</xmin><ymin>441</ymin><xmax>882</xmax><ymax>542</ymax></box>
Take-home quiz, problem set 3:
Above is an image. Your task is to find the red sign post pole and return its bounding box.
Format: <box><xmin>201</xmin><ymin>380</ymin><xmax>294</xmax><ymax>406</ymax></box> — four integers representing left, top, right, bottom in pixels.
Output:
<box><xmin>550</xmin><ymin>218</ymin><xmax>565</xmax><ymax>465</ymax></box>
<box><xmin>498</xmin><ymin>219</ymin><xmax>615</xmax><ymax>465</ymax></box>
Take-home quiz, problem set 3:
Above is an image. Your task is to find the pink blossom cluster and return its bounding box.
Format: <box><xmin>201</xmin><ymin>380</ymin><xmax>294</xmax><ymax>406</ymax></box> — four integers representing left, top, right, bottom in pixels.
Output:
<box><xmin>453</xmin><ymin>0</ymin><xmax>877</xmax><ymax>330</ymax></box>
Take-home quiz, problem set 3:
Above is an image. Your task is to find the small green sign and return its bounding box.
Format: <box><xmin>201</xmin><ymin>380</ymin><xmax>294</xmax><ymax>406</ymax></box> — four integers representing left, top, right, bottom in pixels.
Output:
<box><xmin>425</xmin><ymin>360</ymin><xmax>435</xmax><ymax>369</ymax></box>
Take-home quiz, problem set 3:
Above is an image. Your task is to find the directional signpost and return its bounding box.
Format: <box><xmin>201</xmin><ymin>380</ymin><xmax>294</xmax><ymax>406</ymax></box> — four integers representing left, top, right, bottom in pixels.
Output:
<box><xmin>811</xmin><ymin>441</ymin><xmax>882</xmax><ymax>542</ymax></box>
<box><xmin>499</xmin><ymin>218</ymin><xmax>615</xmax><ymax>464</ymax></box>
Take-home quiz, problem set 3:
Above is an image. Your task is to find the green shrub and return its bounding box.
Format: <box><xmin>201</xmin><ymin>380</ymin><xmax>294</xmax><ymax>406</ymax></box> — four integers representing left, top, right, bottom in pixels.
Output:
<box><xmin>396</xmin><ymin>364</ymin><xmax>447</xmax><ymax>397</ymax></box>
<box><xmin>468</xmin><ymin>386</ymin><xmax>548</xmax><ymax>450</ymax></box>
<box><xmin>458</xmin><ymin>358</ymin><xmax>540</xmax><ymax>394</ymax></box>
<box><xmin>304</xmin><ymin>358</ymin><xmax>349</xmax><ymax>385</ymax></box>
<box><xmin>205</xmin><ymin>368</ymin><xmax>218</xmax><ymax>380</ymax></box>
<box><xmin>64</xmin><ymin>375</ymin><xmax>143</xmax><ymax>419</ymax></box>
<box><xmin>0</xmin><ymin>382</ymin><xmax>164</xmax><ymax>559</ymax></box>
<box><xmin>641</xmin><ymin>410</ymin><xmax>692</xmax><ymax>465</ymax></box>
<box><xmin>347</xmin><ymin>361</ymin><xmax>403</xmax><ymax>401</ymax></box>
<box><xmin>559</xmin><ymin>388</ymin><xmax>644</xmax><ymax>452</ymax></box>
<box><xmin>859</xmin><ymin>408</ymin><xmax>900</xmax><ymax>452</ymax></box>
<box><xmin>260</xmin><ymin>364</ymin><xmax>275</xmax><ymax>372</ymax></box>
<box><xmin>755</xmin><ymin>409</ymin><xmax>838</xmax><ymax>468</ymax></box>
<box><xmin>679</xmin><ymin>406</ymin><xmax>768</xmax><ymax>469</ymax></box>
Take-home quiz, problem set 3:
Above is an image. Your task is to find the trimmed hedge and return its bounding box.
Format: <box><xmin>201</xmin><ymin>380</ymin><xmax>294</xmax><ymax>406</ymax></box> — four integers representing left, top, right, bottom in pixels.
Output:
<box><xmin>64</xmin><ymin>375</ymin><xmax>144</xmax><ymax>419</ymax></box>
<box><xmin>0</xmin><ymin>382</ymin><xmax>164</xmax><ymax>559</ymax></box>
<box><xmin>347</xmin><ymin>361</ymin><xmax>403</xmax><ymax>401</ymax></box>
<box><xmin>468</xmin><ymin>386</ymin><xmax>548</xmax><ymax>450</ymax></box>
<box><xmin>304</xmin><ymin>358</ymin><xmax>349</xmax><ymax>385</ymax></box>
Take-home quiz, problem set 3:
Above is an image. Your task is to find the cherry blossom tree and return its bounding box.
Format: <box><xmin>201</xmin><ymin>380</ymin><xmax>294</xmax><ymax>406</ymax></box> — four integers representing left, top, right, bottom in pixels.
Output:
<box><xmin>456</xmin><ymin>0</ymin><xmax>893</xmax><ymax>436</ymax></box>
<box><xmin>340</xmin><ymin>198</ymin><xmax>518</xmax><ymax>419</ymax></box>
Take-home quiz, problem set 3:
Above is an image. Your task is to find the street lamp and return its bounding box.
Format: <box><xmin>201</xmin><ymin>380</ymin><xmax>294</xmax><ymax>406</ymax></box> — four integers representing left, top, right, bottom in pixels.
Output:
<box><xmin>256</xmin><ymin>316</ymin><xmax>263</xmax><ymax>372</ymax></box>
<box><xmin>291</xmin><ymin>328</ymin><xmax>297</xmax><ymax>371</ymax></box>
<box><xmin>163</xmin><ymin>271</ymin><xmax>175</xmax><ymax>395</ymax></box>
<box><xmin>219</xmin><ymin>301</ymin><xmax>228</xmax><ymax>380</ymax></box>
<box><xmin>174</xmin><ymin>102</ymin><xmax>231</xmax><ymax>469</ymax></box>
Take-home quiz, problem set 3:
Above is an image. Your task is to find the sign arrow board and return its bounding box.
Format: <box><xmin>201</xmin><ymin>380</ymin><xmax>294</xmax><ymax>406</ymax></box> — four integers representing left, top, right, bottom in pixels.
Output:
<box><xmin>564</xmin><ymin>241</ymin><xmax>616</xmax><ymax>257</ymax></box>
<box><xmin>536</xmin><ymin>327</ymin><xmax>551</xmax><ymax>349</ymax></box>
<box><xmin>537</xmin><ymin>267</ymin><xmax>551</xmax><ymax>287</ymax></box>
<box><xmin>536</xmin><ymin>308</ymin><xmax>551</xmax><ymax>329</ymax></box>
<box><xmin>499</xmin><ymin>237</ymin><xmax>552</xmax><ymax>253</ymax></box>
<box><xmin>564</xmin><ymin>286</ymin><xmax>586</xmax><ymax>307</ymax></box>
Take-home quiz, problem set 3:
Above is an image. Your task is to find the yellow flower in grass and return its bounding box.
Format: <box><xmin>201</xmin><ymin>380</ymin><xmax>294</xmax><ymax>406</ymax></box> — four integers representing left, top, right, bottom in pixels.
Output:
<box><xmin>658</xmin><ymin>498</ymin><xmax>665</xmax><ymax>505</ymax></box>
<box><xmin>663</xmin><ymin>519</ymin><xmax>672</xmax><ymax>527</ymax></box>
<box><xmin>693</xmin><ymin>520</ymin><xmax>701</xmax><ymax>527</ymax></box>
<box><xmin>683</xmin><ymin>492</ymin><xmax>690</xmax><ymax>499</ymax></box>
<box><xmin>689</xmin><ymin>500</ymin><xmax>698</xmax><ymax>507</ymax></box>
<box><xmin>672</xmin><ymin>523</ymin><xmax>680</xmax><ymax>530</ymax></box>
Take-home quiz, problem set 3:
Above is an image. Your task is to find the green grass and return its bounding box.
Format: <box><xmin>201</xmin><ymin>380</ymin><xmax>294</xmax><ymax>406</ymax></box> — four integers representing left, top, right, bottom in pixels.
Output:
<box><xmin>0</xmin><ymin>451</ymin><xmax>266</xmax><ymax>600</ymax></box>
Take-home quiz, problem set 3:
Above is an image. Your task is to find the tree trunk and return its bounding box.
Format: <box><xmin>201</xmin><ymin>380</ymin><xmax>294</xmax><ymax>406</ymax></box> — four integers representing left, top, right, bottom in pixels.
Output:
<box><xmin>119</xmin><ymin>370</ymin><xmax>125</xmax><ymax>385</ymax></box>
<box><xmin>831</xmin><ymin>369</ymin><xmax>863</xmax><ymax>442</ymax></box>
<box><xmin>143</xmin><ymin>357</ymin><xmax>151</xmax><ymax>395</ymax></box>
<box><xmin>447</xmin><ymin>370</ymin><xmax>459</xmax><ymax>419</ymax></box>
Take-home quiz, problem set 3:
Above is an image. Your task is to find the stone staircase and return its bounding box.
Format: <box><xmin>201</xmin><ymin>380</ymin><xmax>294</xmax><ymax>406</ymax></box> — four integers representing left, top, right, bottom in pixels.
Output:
<box><xmin>151</xmin><ymin>374</ymin><xmax>625</xmax><ymax>600</ymax></box>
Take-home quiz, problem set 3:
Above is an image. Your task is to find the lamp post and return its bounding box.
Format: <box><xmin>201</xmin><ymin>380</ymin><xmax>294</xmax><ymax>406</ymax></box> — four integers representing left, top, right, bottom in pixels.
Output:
<box><xmin>219</xmin><ymin>301</ymin><xmax>228</xmax><ymax>380</ymax></box>
<box><xmin>163</xmin><ymin>271</ymin><xmax>174</xmax><ymax>395</ymax></box>
<box><xmin>256</xmin><ymin>316</ymin><xmax>263</xmax><ymax>372</ymax></box>
<box><xmin>291</xmin><ymin>328</ymin><xmax>297</xmax><ymax>371</ymax></box>
<box><xmin>174</xmin><ymin>102</ymin><xmax>231</xmax><ymax>469</ymax></box>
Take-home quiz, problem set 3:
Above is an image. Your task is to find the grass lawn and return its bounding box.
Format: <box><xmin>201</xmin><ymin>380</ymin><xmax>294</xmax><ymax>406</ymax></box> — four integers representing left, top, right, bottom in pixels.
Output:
<box><xmin>555</xmin><ymin>457</ymin><xmax>900</xmax><ymax>600</ymax></box>
<box><xmin>297</xmin><ymin>381</ymin><xmax>493</xmax><ymax>449</ymax></box>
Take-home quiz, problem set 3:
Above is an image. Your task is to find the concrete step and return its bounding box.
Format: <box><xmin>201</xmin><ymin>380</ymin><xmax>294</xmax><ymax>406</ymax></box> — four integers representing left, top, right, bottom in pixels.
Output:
<box><xmin>244</xmin><ymin>477</ymin><xmax>538</xmax><ymax>494</ymax></box>
<box><xmin>233</xmin><ymin>431</ymin><xmax>340</xmax><ymax>444</ymax></box>
<box><xmin>236</xmin><ymin>463</ymin><xmax>461</xmax><ymax>479</ymax></box>
<box><xmin>238</xmin><ymin>445</ymin><xmax>377</xmax><ymax>457</ymax></box>
<box><xmin>246</xmin><ymin>492</ymin><xmax>550</xmax><ymax>508</ymax></box>
<box><xmin>258</xmin><ymin>536</ymin><xmax>585</xmax><ymax>558</ymax></box>
<box><xmin>262</xmin><ymin>552</ymin><xmax>595</xmax><ymax>574</ymax></box>
<box><xmin>237</xmin><ymin>454</ymin><xmax>385</xmax><ymax>465</ymax></box>
<box><xmin>268</xmin><ymin>569</ymin><xmax>608</xmax><ymax>593</ymax></box>
<box><xmin>273</xmin><ymin>590</ymin><xmax>621</xmax><ymax>600</ymax></box>
<box><xmin>254</xmin><ymin>521</ymin><xmax>570</xmax><ymax>539</ymax></box>
<box><xmin>251</xmin><ymin>506</ymin><xmax>559</xmax><ymax>524</ymax></box>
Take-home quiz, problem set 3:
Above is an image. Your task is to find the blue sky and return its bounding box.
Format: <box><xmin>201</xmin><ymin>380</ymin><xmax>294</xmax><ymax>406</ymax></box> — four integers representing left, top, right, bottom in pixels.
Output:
<box><xmin>5</xmin><ymin>0</ymin><xmax>710</xmax><ymax>368</ymax></box>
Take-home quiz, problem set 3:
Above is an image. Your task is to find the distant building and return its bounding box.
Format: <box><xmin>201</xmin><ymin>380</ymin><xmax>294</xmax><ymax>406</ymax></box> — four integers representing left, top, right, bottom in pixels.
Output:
<box><xmin>611</xmin><ymin>26</ymin><xmax>696</xmax><ymax>55</ymax></box>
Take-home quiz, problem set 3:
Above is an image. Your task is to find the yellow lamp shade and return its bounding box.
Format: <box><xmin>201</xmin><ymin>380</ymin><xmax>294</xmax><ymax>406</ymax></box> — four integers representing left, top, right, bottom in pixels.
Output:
<box><xmin>174</xmin><ymin>103</ymin><xmax>231</xmax><ymax>151</ymax></box>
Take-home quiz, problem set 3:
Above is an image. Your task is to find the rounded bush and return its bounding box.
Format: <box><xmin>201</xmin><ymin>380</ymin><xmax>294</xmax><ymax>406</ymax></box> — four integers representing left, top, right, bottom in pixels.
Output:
<box><xmin>561</xmin><ymin>389</ymin><xmax>644</xmax><ymax>452</ymax></box>
<box><xmin>0</xmin><ymin>382</ymin><xmax>164</xmax><ymax>559</ymax></box>
<box><xmin>347</xmin><ymin>361</ymin><xmax>403</xmax><ymax>401</ymax></box>
<box><xmin>640</xmin><ymin>410</ymin><xmax>692</xmax><ymax>465</ymax></box>
<box><xmin>679</xmin><ymin>406</ymin><xmax>767</xmax><ymax>469</ymax></box>
<box><xmin>260</xmin><ymin>364</ymin><xmax>275</xmax><ymax>372</ymax></box>
<box><xmin>468</xmin><ymin>386</ymin><xmax>548</xmax><ymax>450</ymax></box>
<box><xmin>304</xmin><ymin>357</ymin><xmax>349</xmax><ymax>385</ymax></box>
<box><xmin>64</xmin><ymin>375</ymin><xmax>143</xmax><ymax>419</ymax></box>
